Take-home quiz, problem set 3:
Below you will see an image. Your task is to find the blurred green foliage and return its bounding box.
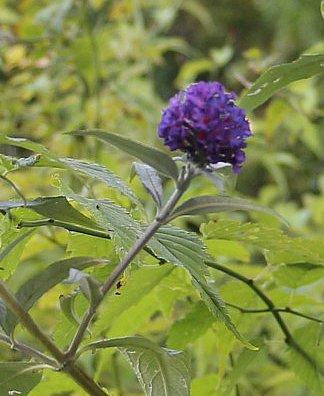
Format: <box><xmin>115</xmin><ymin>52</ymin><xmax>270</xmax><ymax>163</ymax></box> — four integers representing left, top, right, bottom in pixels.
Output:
<box><xmin>0</xmin><ymin>0</ymin><xmax>323</xmax><ymax>395</ymax></box>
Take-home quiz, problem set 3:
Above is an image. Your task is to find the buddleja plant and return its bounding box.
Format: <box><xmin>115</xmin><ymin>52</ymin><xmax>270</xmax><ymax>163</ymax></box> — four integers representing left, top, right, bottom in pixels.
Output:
<box><xmin>0</xmin><ymin>54</ymin><xmax>323</xmax><ymax>395</ymax></box>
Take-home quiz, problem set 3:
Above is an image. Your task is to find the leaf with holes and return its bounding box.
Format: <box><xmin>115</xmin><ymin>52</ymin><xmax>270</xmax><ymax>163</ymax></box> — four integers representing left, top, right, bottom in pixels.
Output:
<box><xmin>239</xmin><ymin>54</ymin><xmax>324</xmax><ymax>112</ymax></box>
<box><xmin>201</xmin><ymin>219</ymin><xmax>324</xmax><ymax>265</ymax></box>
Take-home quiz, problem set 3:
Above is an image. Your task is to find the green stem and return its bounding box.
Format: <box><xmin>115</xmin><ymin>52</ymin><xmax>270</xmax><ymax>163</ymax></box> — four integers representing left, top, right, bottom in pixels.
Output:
<box><xmin>18</xmin><ymin>219</ymin><xmax>111</xmax><ymax>240</ymax></box>
<box><xmin>18</xmin><ymin>208</ymin><xmax>324</xmax><ymax>371</ymax></box>
<box><xmin>0</xmin><ymin>332</ymin><xmax>58</xmax><ymax>367</ymax></box>
<box><xmin>0</xmin><ymin>281</ymin><xmax>107</xmax><ymax>395</ymax></box>
<box><xmin>206</xmin><ymin>261</ymin><xmax>323</xmax><ymax>375</ymax></box>
<box><xmin>18</xmin><ymin>219</ymin><xmax>164</xmax><ymax>262</ymax></box>
<box><xmin>66</xmin><ymin>166</ymin><xmax>192</xmax><ymax>358</ymax></box>
<box><xmin>16</xmin><ymin>189</ymin><xmax>323</xmax><ymax>374</ymax></box>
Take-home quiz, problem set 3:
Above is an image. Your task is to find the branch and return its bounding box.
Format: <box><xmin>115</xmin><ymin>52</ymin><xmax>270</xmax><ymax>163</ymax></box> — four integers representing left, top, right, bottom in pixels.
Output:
<box><xmin>0</xmin><ymin>332</ymin><xmax>58</xmax><ymax>367</ymax></box>
<box><xmin>16</xmin><ymin>188</ymin><xmax>323</xmax><ymax>372</ymax></box>
<box><xmin>18</xmin><ymin>219</ymin><xmax>164</xmax><ymax>262</ymax></box>
<box><xmin>226</xmin><ymin>302</ymin><xmax>323</xmax><ymax>323</ymax></box>
<box><xmin>206</xmin><ymin>261</ymin><xmax>324</xmax><ymax>375</ymax></box>
<box><xmin>65</xmin><ymin>165</ymin><xmax>192</xmax><ymax>358</ymax></box>
<box><xmin>17</xmin><ymin>219</ymin><xmax>111</xmax><ymax>240</ymax></box>
<box><xmin>0</xmin><ymin>281</ymin><xmax>107</xmax><ymax>396</ymax></box>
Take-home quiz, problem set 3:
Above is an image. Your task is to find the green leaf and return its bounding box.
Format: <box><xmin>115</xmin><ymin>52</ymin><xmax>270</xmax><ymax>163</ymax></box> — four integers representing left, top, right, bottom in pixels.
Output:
<box><xmin>0</xmin><ymin>220</ymin><xmax>34</xmax><ymax>279</ymax></box>
<box><xmin>65</xmin><ymin>268</ymin><xmax>103</xmax><ymax>307</ymax></box>
<box><xmin>132</xmin><ymin>162</ymin><xmax>163</xmax><ymax>207</ymax></box>
<box><xmin>202</xmin><ymin>165</ymin><xmax>237</xmax><ymax>193</ymax></box>
<box><xmin>239</xmin><ymin>54</ymin><xmax>324</xmax><ymax>112</ymax></box>
<box><xmin>321</xmin><ymin>1</ymin><xmax>324</xmax><ymax>20</ymax></box>
<box><xmin>274</xmin><ymin>263</ymin><xmax>324</xmax><ymax>288</ymax></box>
<box><xmin>67</xmin><ymin>194</ymin><xmax>140</xmax><ymax>251</ymax></box>
<box><xmin>167</xmin><ymin>301</ymin><xmax>214</xmax><ymax>349</ymax></box>
<box><xmin>82</xmin><ymin>336</ymin><xmax>191</xmax><ymax>396</ymax></box>
<box><xmin>70</xmin><ymin>130</ymin><xmax>179</xmax><ymax>180</ymax></box>
<box><xmin>59</xmin><ymin>293</ymin><xmax>80</xmax><ymax>327</ymax></box>
<box><xmin>201</xmin><ymin>219</ymin><xmax>324</xmax><ymax>265</ymax></box>
<box><xmin>69</xmin><ymin>192</ymin><xmax>253</xmax><ymax>348</ymax></box>
<box><xmin>66</xmin><ymin>234</ymin><xmax>113</xmax><ymax>258</ymax></box>
<box><xmin>152</xmin><ymin>226</ymin><xmax>256</xmax><ymax>349</ymax></box>
<box><xmin>191</xmin><ymin>374</ymin><xmax>218</xmax><ymax>396</ymax></box>
<box><xmin>190</xmin><ymin>269</ymin><xmax>257</xmax><ymax>351</ymax></box>
<box><xmin>0</xmin><ymin>362</ymin><xmax>42</xmax><ymax>396</ymax></box>
<box><xmin>220</xmin><ymin>346</ymin><xmax>266</xmax><ymax>395</ymax></box>
<box><xmin>205</xmin><ymin>239</ymin><xmax>250</xmax><ymax>262</ymax></box>
<box><xmin>1</xmin><ymin>257</ymin><xmax>106</xmax><ymax>335</ymax></box>
<box><xmin>93</xmin><ymin>265</ymin><xmax>173</xmax><ymax>335</ymax></box>
<box><xmin>0</xmin><ymin>196</ymin><xmax>101</xmax><ymax>230</ymax></box>
<box><xmin>79</xmin><ymin>275</ymin><xmax>103</xmax><ymax>306</ymax></box>
<box><xmin>169</xmin><ymin>195</ymin><xmax>287</xmax><ymax>225</ymax></box>
<box><xmin>60</xmin><ymin>157</ymin><xmax>140</xmax><ymax>205</ymax></box>
<box><xmin>153</xmin><ymin>225</ymin><xmax>210</xmax><ymax>276</ymax></box>
<box><xmin>30</xmin><ymin>370</ymin><xmax>87</xmax><ymax>396</ymax></box>
<box><xmin>0</xmin><ymin>136</ymin><xmax>61</xmax><ymax>165</ymax></box>
<box><xmin>288</xmin><ymin>323</ymin><xmax>323</xmax><ymax>395</ymax></box>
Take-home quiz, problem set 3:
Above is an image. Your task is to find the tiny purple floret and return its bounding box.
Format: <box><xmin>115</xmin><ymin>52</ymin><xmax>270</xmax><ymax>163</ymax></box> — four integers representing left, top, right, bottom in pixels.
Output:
<box><xmin>158</xmin><ymin>81</ymin><xmax>252</xmax><ymax>172</ymax></box>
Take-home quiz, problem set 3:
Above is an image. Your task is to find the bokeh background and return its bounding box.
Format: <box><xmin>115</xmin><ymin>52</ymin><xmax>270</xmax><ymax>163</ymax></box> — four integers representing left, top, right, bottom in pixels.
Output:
<box><xmin>1</xmin><ymin>0</ymin><xmax>323</xmax><ymax>205</ymax></box>
<box><xmin>0</xmin><ymin>1</ymin><xmax>323</xmax><ymax>395</ymax></box>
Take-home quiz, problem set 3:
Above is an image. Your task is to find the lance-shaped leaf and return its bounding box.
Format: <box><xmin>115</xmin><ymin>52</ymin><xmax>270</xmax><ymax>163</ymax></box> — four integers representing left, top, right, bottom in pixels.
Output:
<box><xmin>202</xmin><ymin>165</ymin><xmax>237</xmax><ymax>193</ymax></box>
<box><xmin>80</xmin><ymin>336</ymin><xmax>191</xmax><ymax>396</ymax></box>
<box><xmin>239</xmin><ymin>54</ymin><xmax>324</xmax><ymax>112</ymax></box>
<box><xmin>288</xmin><ymin>323</ymin><xmax>323</xmax><ymax>395</ymax></box>
<box><xmin>79</xmin><ymin>275</ymin><xmax>103</xmax><ymax>307</ymax></box>
<box><xmin>1</xmin><ymin>257</ymin><xmax>106</xmax><ymax>335</ymax></box>
<box><xmin>0</xmin><ymin>196</ymin><xmax>102</xmax><ymax>231</ymax></box>
<box><xmin>0</xmin><ymin>136</ymin><xmax>141</xmax><ymax>205</ymax></box>
<box><xmin>68</xmin><ymin>191</ymin><xmax>254</xmax><ymax>348</ymax></box>
<box><xmin>60</xmin><ymin>157</ymin><xmax>140</xmax><ymax>205</ymax></box>
<box><xmin>168</xmin><ymin>195</ymin><xmax>288</xmax><ymax>225</ymax></box>
<box><xmin>132</xmin><ymin>162</ymin><xmax>163</xmax><ymax>207</ymax></box>
<box><xmin>0</xmin><ymin>136</ymin><xmax>58</xmax><ymax>159</ymax></box>
<box><xmin>59</xmin><ymin>293</ymin><xmax>80</xmax><ymax>327</ymax></box>
<box><xmin>0</xmin><ymin>362</ymin><xmax>43</xmax><ymax>396</ymax></box>
<box><xmin>0</xmin><ymin>228</ymin><xmax>34</xmax><ymax>279</ymax></box>
<box><xmin>65</xmin><ymin>268</ymin><xmax>103</xmax><ymax>308</ymax></box>
<box><xmin>190</xmin><ymin>269</ymin><xmax>257</xmax><ymax>350</ymax></box>
<box><xmin>70</xmin><ymin>130</ymin><xmax>179</xmax><ymax>181</ymax></box>
<box><xmin>152</xmin><ymin>226</ymin><xmax>255</xmax><ymax>349</ymax></box>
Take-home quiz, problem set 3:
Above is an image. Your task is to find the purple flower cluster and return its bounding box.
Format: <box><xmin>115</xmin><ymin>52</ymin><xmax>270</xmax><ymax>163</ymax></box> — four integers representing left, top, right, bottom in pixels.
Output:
<box><xmin>158</xmin><ymin>81</ymin><xmax>252</xmax><ymax>172</ymax></box>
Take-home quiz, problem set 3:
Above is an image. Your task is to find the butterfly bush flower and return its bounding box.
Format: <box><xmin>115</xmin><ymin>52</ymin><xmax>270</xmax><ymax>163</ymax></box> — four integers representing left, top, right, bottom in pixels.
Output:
<box><xmin>158</xmin><ymin>81</ymin><xmax>252</xmax><ymax>173</ymax></box>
